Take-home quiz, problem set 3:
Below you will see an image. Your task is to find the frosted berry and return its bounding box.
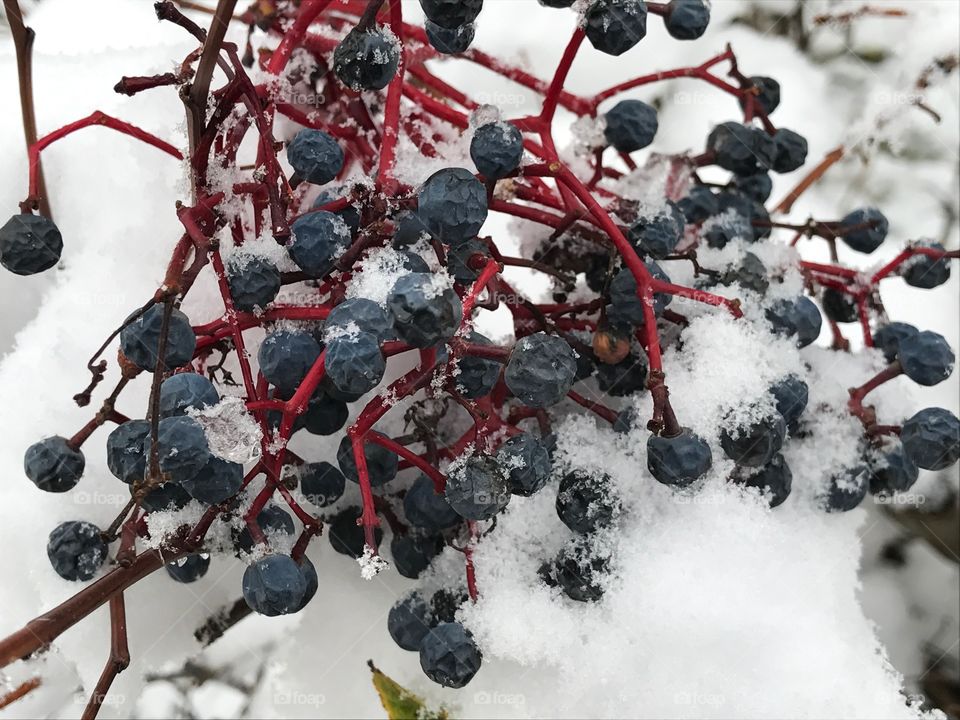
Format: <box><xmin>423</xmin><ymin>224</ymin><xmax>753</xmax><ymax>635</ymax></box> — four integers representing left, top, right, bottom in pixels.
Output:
<box><xmin>417</xmin><ymin>168</ymin><xmax>488</xmax><ymax>244</ymax></box>
<box><xmin>444</xmin><ymin>454</ymin><xmax>510</xmax><ymax>520</ymax></box>
<box><xmin>288</xmin><ymin>211</ymin><xmax>351</xmax><ymax>277</ymax></box>
<box><xmin>313</xmin><ymin>187</ymin><xmax>361</xmax><ymax>235</ymax></box>
<box><xmin>387</xmin><ymin>273</ymin><xmax>463</xmax><ymax>348</ymax></box>
<box><xmin>821</xmin><ymin>465</ymin><xmax>868</xmax><ymax>513</ymax></box>
<box><xmin>242</xmin><ymin>554</ymin><xmax>308</xmax><ymax>616</ymax></box>
<box><xmin>471</xmin><ymin>121</ymin><xmax>523</xmax><ymax>179</ymax></box>
<box><xmin>647</xmin><ymin>429</ymin><xmax>712</xmax><ymax>487</ymax></box>
<box><xmin>226</xmin><ymin>254</ymin><xmax>281</xmax><ymax>312</ymax></box>
<box><xmin>496</xmin><ymin>433</ymin><xmax>552</xmax><ymax>496</ymax></box>
<box><xmin>898</xmin><ymin>330</ymin><xmax>955</xmax><ymax>386</ymax></box>
<box><xmin>286</xmin><ymin>129</ymin><xmax>344</xmax><ymax>186</ymax></box>
<box><xmin>720</xmin><ymin>411</ymin><xmax>786</xmax><ymax>467</ymax></box>
<box><xmin>540</xmin><ymin>538</ymin><xmax>609</xmax><ymax>602</ymax></box>
<box><xmin>731</xmin><ymin>172</ymin><xmax>772</xmax><ymax>203</ymax></box>
<box><xmin>299</xmin><ymin>461</ymin><xmax>346</xmax><ymax>508</ymax></box>
<box><xmin>556</xmin><ymin>470</ymin><xmax>620</xmax><ymax>533</ymax></box>
<box><xmin>325</xmin><ymin>298</ymin><xmax>393</xmax><ymax>343</ymax></box>
<box><xmin>770</xmin><ymin>375</ymin><xmax>809</xmax><ymax>427</ymax></box>
<box><xmin>839</xmin><ymin>207</ymin><xmax>888</xmax><ymax>254</ymax></box>
<box><xmin>166</xmin><ymin>554</ymin><xmax>210</xmax><ymax>583</ymax></box>
<box><xmin>702</xmin><ymin>210</ymin><xmax>753</xmax><ymax>249</ymax></box>
<box><xmin>0</xmin><ymin>213</ymin><xmax>63</xmax><ymax>275</ymax></box>
<box><xmin>120</xmin><ymin>303</ymin><xmax>196</xmax><ymax>372</ymax></box>
<box><xmin>902</xmin><ymin>242</ymin><xmax>951</xmax><ymax>289</ymax></box>
<box><xmin>867</xmin><ymin>444</ymin><xmax>918</xmax><ymax>496</ymax></box>
<box><xmin>337</xmin><ymin>436</ymin><xmax>399</xmax><ymax>487</ymax></box>
<box><xmin>446</xmin><ymin>237</ymin><xmax>490</xmax><ymax>285</ymax></box>
<box><xmin>333</xmin><ymin>27</ymin><xmax>400</xmax><ymax>91</ymax></box>
<box><xmin>504</xmin><ymin>332</ymin><xmax>578</xmax><ymax>408</ymax></box>
<box><xmin>419</xmin><ymin>622</ymin><xmax>482</xmax><ymax>688</ymax></box>
<box><xmin>235</xmin><ymin>505</ymin><xmax>296</xmax><ymax>554</ymax></box>
<box><xmin>731</xmin><ymin>453</ymin><xmax>792</xmax><ymax>508</ymax></box>
<box><xmin>47</xmin><ymin>521</ymin><xmax>107</xmax><ymax>582</ymax></box>
<box><xmin>603</xmin><ymin>99</ymin><xmax>658</xmax><ymax>153</ymax></box>
<box><xmin>25</xmin><ymin>436</ymin><xmax>84</xmax><ymax>493</ymax></box>
<box><xmin>584</xmin><ymin>0</ymin><xmax>648</xmax><ymax>57</ymax></box>
<box><xmin>719</xmin><ymin>251</ymin><xmax>769</xmax><ymax>295</ymax></box>
<box><xmin>159</xmin><ymin>372</ymin><xmax>219</xmax><ymax>418</ymax></box>
<box><xmin>900</xmin><ymin>407</ymin><xmax>960</xmax><ymax>470</ymax></box>
<box><xmin>765</xmin><ymin>296</ymin><xmax>822</xmax><ymax>348</ymax></box>
<box><xmin>392</xmin><ymin>211</ymin><xmax>429</xmax><ymax>247</ymax></box>
<box><xmin>181</xmin><ymin>456</ymin><xmax>243</xmax><ymax>505</ymax></box>
<box><xmin>627</xmin><ymin>202</ymin><xmax>683</xmax><ymax>259</ymax></box>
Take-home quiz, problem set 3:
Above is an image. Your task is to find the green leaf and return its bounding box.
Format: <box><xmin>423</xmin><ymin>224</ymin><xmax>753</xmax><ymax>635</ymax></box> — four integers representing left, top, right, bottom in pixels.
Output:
<box><xmin>368</xmin><ymin>661</ymin><xmax>448</xmax><ymax>720</ymax></box>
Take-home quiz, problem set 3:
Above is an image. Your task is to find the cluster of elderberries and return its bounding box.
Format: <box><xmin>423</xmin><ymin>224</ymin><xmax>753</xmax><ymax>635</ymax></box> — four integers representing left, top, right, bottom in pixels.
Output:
<box><xmin>1</xmin><ymin>0</ymin><xmax>957</xmax><ymax>696</ymax></box>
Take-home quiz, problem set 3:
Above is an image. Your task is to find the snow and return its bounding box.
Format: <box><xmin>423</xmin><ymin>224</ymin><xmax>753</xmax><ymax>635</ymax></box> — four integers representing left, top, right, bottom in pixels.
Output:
<box><xmin>0</xmin><ymin>1</ymin><xmax>957</xmax><ymax>719</ymax></box>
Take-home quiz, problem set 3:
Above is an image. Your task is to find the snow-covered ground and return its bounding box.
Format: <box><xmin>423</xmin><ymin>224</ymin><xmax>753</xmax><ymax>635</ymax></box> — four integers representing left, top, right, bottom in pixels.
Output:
<box><xmin>0</xmin><ymin>1</ymin><xmax>957</xmax><ymax>718</ymax></box>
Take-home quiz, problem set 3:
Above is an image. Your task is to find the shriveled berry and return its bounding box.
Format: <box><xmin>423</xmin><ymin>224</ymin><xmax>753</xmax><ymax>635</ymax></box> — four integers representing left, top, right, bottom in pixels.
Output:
<box><xmin>720</xmin><ymin>411</ymin><xmax>786</xmax><ymax>467</ymax></box>
<box><xmin>898</xmin><ymin>330</ymin><xmax>955</xmax><ymax>386</ymax></box>
<box><xmin>497</xmin><ymin>433</ymin><xmax>552</xmax><ymax>496</ymax></box>
<box><xmin>902</xmin><ymin>242</ymin><xmax>951</xmax><ymax>289</ymax></box>
<box><xmin>771</xmin><ymin>128</ymin><xmax>807</xmax><ymax>173</ymax></box>
<box><xmin>182</xmin><ymin>456</ymin><xmax>243</xmax><ymax>505</ymax></box>
<box><xmin>106</xmin><ymin>420</ymin><xmax>149</xmax><ymax>485</ymax></box>
<box><xmin>765</xmin><ymin>296</ymin><xmax>822</xmax><ymax>348</ymax></box>
<box><xmin>821</xmin><ymin>465</ymin><xmax>868</xmax><ymax>512</ymax></box>
<box><xmin>154</xmin><ymin>415</ymin><xmax>210</xmax><ymax>484</ymax></box>
<box><xmin>900</xmin><ymin>407</ymin><xmax>960</xmax><ymax>470</ymax></box>
<box><xmin>455</xmin><ymin>332</ymin><xmax>501</xmax><ymax>399</ymax></box>
<box><xmin>258</xmin><ymin>330</ymin><xmax>322</xmax><ymax>395</ymax></box>
<box><xmin>867</xmin><ymin>444</ymin><xmax>918</xmax><ymax>495</ymax></box>
<box><xmin>603</xmin><ymin>99</ymin><xmax>658</xmax><ymax>153</ymax></box>
<box><xmin>872</xmin><ymin>322</ymin><xmax>919</xmax><ymax>364</ymax></box>
<box><xmin>702</xmin><ymin>209</ymin><xmax>753</xmax><ymax>249</ymax></box>
<box><xmin>299</xmin><ymin>461</ymin><xmax>346</xmax><ymax>508</ymax></box>
<box><xmin>419</xmin><ymin>622</ymin><xmax>482</xmax><ymax>688</ymax></box>
<box><xmin>120</xmin><ymin>303</ymin><xmax>196</xmax><ymax>372</ymax></box>
<box><xmin>839</xmin><ymin>207</ymin><xmax>888</xmax><ymax>254</ymax></box>
<box><xmin>159</xmin><ymin>373</ymin><xmax>219</xmax><ymax>418</ymax></box>
<box><xmin>719</xmin><ymin>251</ymin><xmax>769</xmax><ymax>294</ymax></box>
<box><xmin>337</xmin><ymin>435</ymin><xmax>398</xmax><ymax>487</ymax></box>
<box><xmin>770</xmin><ymin>375</ymin><xmax>809</xmax><ymax>426</ymax></box>
<box><xmin>324</xmin><ymin>332</ymin><xmax>386</xmax><ymax>397</ymax></box>
<box><xmin>471</xmin><ymin>121</ymin><xmax>523</xmax><ymax>179</ymax></box>
<box><xmin>540</xmin><ymin>538</ymin><xmax>609</xmax><ymax>602</ymax></box>
<box><xmin>677</xmin><ymin>186</ymin><xmax>718</xmax><ymax>223</ymax></box>
<box><xmin>333</xmin><ymin>27</ymin><xmax>400</xmax><ymax>91</ymax></box>
<box><xmin>707</xmin><ymin>122</ymin><xmax>775</xmax><ymax>175</ymax></box>
<box><xmin>0</xmin><ymin>213</ymin><xmax>62</xmax><ymax>275</ymax></box>
<box><xmin>325</xmin><ymin>298</ymin><xmax>393</xmax><ymax>343</ymax></box>
<box><xmin>663</xmin><ymin>0</ymin><xmax>710</xmax><ymax>39</ymax></box>
<box><xmin>242</xmin><ymin>554</ymin><xmax>307</xmax><ymax>616</ymax></box>
<box><xmin>584</xmin><ymin>0</ymin><xmax>648</xmax><ymax>57</ymax></box>
<box><xmin>821</xmin><ymin>288</ymin><xmax>858</xmax><ymax>324</ymax></box>
<box><xmin>717</xmin><ymin>189</ymin><xmax>770</xmax><ymax>241</ymax></box>
<box><xmin>404</xmin><ymin>474</ymin><xmax>461</xmax><ymax>530</ymax></box>
<box><xmin>504</xmin><ymin>332</ymin><xmax>578</xmax><ymax>408</ymax></box>
<box><xmin>417</xmin><ymin>168</ymin><xmax>488</xmax><ymax>244</ymax></box>
<box><xmin>731</xmin><ymin>172</ymin><xmax>772</xmax><ymax>203</ymax></box>
<box><xmin>627</xmin><ymin>202</ymin><xmax>683</xmax><ymax>258</ymax></box>
<box><xmin>288</xmin><ymin>211</ymin><xmax>351</xmax><ymax>277</ymax></box>
<box><xmin>647</xmin><ymin>429</ymin><xmax>712</xmax><ymax>487</ymax></box>
<box><xmin>226</xmin><ymin>254</ymin><xmax>281</xmax><ymax>312</ymax></box>
<box><xmin>25</xmin><ymin>436</ymin><xmax>84</xmax><ymax>493</ymax></box>
<box><xmin>47</xmin><ymin>521</ymin><xmax>107</xmax><ymax>581</ymax></box>
<box><xmin>740</xmin><ymin>76</ymin><xmax>780</xmax><ymax>115</ymax></box>
<box><xmin>388</xmin><ymin>592</ymin><xmax>434</xmax><ymax>651</ymax></box>
<box><xmin>387</xmin><ymin>273</ymin><xmax>463</xmax><ymax>348</ymax></box>
<box><xmin>286</xmin><ymin>129</ymin><xmax>344</xmax><ymax>185</ymax></box>
<box><xmin>445</xmin><ymin>454</ymin><xmax>510</xmax><ymax>520</ymax></box>
<box><xmin>166</xmin><ymin>554</ymin><xmax>210</xmax><ymax>583</ymax></box>
<box><xmin>556</xmin><ymin>469</ymin><xmax>619</xmax><ymax>533</ymax></box>
<box><xmin>731</xmin><ymin>454</ymin><xmax>792</xmax><ymax>507</ymax></box>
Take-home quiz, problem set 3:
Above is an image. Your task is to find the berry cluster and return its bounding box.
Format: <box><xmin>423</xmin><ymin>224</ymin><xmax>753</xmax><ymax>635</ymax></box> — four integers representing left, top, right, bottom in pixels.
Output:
<box><xmin>2</xmin><ymin>0</ymin><xmax>958</xmax><ymax>708</ymax></box>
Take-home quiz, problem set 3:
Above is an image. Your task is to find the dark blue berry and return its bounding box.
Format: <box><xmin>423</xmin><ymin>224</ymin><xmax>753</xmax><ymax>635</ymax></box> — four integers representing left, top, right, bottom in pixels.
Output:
<box><xmin>445</xmin><ymin>454</ymin><xmax>510</xmax><ymax>520</ymax></box>
<box><xmin>900</xmin><ymin>407</ymin><xmax>960</xmax><ymax>470</ymax></box>
<box><xmin>678</xmin><ymin>186</ymin><xmax>719</xmax><ymax>223</ymax></box>
<box><xmin>300</xmin><ymin>392</ymin><xmax>349</xmax><ymax>435</ymax></box>
<box><xmin>288</xmin><ymin>211</ymin><xmax>351</xmax><ymax>277</ymax></box>
<box><xmin>419</xmin><ymin>622</ymin><xmax>482</xmax><ymax>688</ymax></box>
<box><xmin>821</xmin><ymin>288</ymin><xmax>858</xmax><ymax>324</ymax></box>
<box><xmin>392</xmin><ymin>211</ymin><xmax>429</xmax><ymax>248</ymax></box>
<box><xmin>258</xmin><ymin>330</ymin><xmax>322</xmax><ymax>395</ymax></box>
<box><xmin>707</xmin><ymin>122</ymin><xmax>776</xmax><ymax>175</ymax></box>
<box><xmin>627</xmin><ymin>202</ymin><xmax>683</xmax><ymax>258</ymax></box>
<box><xmin>312</xmin><ymin>187</ymin><xmax>361</xmax><ymax>236</ymax></box>
<box><xmin>425</xmin><ymin>19</ymin><xmax>476</xmax><ymax>54</ymax></box>
<box><xmin>821</xmin><ymin>465</ymin><xmax>868</xmax><ymax>512</ymax></box>
<box><xmin>141</xmin><ymin>482</ymin><xmax>193</xmax><ymax>512</ymax></box>
<box><xmin>120</xmin><ymin>303</ymin><xmax>196</xmax><ymax>372</ymax></box>
<box><xmin>455</xmin><ymin>332</ymin><xmax>500</xmax><ymax>399</ymax></box>
<box><xmin>902</xmin><ymin>242</ymin><xmax>951</xmax><ymax>289</ymax></box>
<box><xmin>898</xmin><ymin>330</ymin><xmax>955</xmax><ymax>386</ymax></box>
<box><xmin>328</xmin><ymin>506</ymin><xmax>384</xmax><ymax>558</ymax></box>
<box><xmin>720</xmin><ymin>411</ymin><xmax>786</xmax><ymax>467</ymax></box>
<box><xmin>539</xmin><ymin>0</ymin><xmax>576</xmax><ymax>5</ymax></box>
<box><xmin>471</xmin><ymin>122</ymin><xmax>523</xmax><ymax>179</ymax></box>
<box><xmin>154</xmin><ymin>416</ymin><xmax>211</xmax><ymax>483</ymax></box>
<box><xmin>391</xmin><ymin>532</ymin><xmax>444</xmax><ymax>579</ymax></box>
<box><xmin>770</xmin><ymin>375</ymin><xmax>809</xmax><ymax>426</ymax></box>
<box><xmin>420</xmin><ymin>0</ymin><xmax>483</xmax><ymax>28</ymax></box>
<box><xmin>540</xmin><ymin>538</ymin><xmax>609</xmax><ymax>602</ymax></box>
<box><xmin>431</xmin><ymin>588</ymin><xmax>468</xmax><ymax>623</ymax></box>
<box><xmin>446</xmin><ymin>238</ymin><xmax>489</xmax><ymax>285</ymax></box>
<box><xmin>25</xmin><ymin>436</ymin><xmax>84</xmax><ymax>493</ymax></box>
<box><xmin>504</xmin><ymin>332</ymin><xmax>578</xmax><ymax>408</ymax></box>
<box><xmin>496</xmin><ymin>433</ymin><xmax>552</xmax><ymax>496</ymax></box>
<box><xmin>387</xmin><ymin>272</ymin><xmax>462</xmax><ymax>348</ymax></box>
<box><xmin>839</xmin><ymin>207</ymin><xmax>888</xmax><ymax>254</ymax></box>
<box><xmin>295</xmin><ymin>556</ymin><xmax>319</xmax><ymax>611</ymax></box>
<box><xmin>337</xmin><ymin>436</ymin><xmax>398</xmax><ymax>487</ymax></box>
<box><xmin>47</xmin><ymin>521</ymin><xmax>107</xmax><ymax>581</ymax></box>
<box><xmin>299</xmin><ymin>461</ymin><xmax>346</xmax><ymax>507</ymax></box>
<box><xmin>286</xmin><ymin>129</ymin><xmax>344</xmax><ymax>185</ymax></box>
<box><xmin>159</xmin><ymin>373</ymin><xmax>219</xmax><ymax>418</ymax></box>
<box><xmin>400</xmin><ymin>251</ymin><xmax>431</xmax><ymax>274</ymax></box>
<box><xmin>719</xmin><ymin>252</ymin><xmax>769</xmax><ymax>294</ymax></box>
<box><xmin>333</xmin><ymin>27</ymin><xmax>400</xmax><ymax>91</ymax></box>
<box><xmin>584</xmin><ymin>0</ymin><xmax>648</xmax><ymax>56</ymax></box>
<box><xmin>404</xmin><ymin>474</ymin><xmax>462</xmax><ymax>530</ymax></box>
<box><xmin>604</xmin><ymin>99</ymin><xmax>658</xmax><ymax>153</ymax></box>
<box><xmin>235</xmin><ymin>505</ymin><xmax>296</xmax><ymax>555</ymax></box>
<box><xmin>417</xmin><ymin>168</ymin><xmax>488</xmax><ymax>244</ymax></box>
<box><xmin>596</xmin><ymin>353</ymin><xmax>648</xmax><ymax>397</ymax></box>
<box><xmin>242</xmin><ymin>554</ymin><xmax>307</xmax><ymax>616</ymax></box>
<box><xmin>732</xmin><ymin>453</ymin><xmax>792</xmax><ymax>507</ymax></box>
<box><xmin>166</xmin><ymin>554</ymin><xmax>210</xmax><ymax>583</ymax></box>
<box><xmin>771</xmin><ymin>128</ymin><xmax>807</xmax><ymax>173</ymax></box>
<box><xmin>181</xmin><ymin>456</ymin><xmax>243</xmax><ymax>505</ymax></box>
<box><xmin>740</xmin><ymin>76</ymin><xmax>780</xmax><ymax>115</ymax></box>
<box><xmin>868</xmin><ymin>444</ymin><xmax>918</xmax><ymax>495</ymax></box>
<box><xmin>663</xmin><ymin>0</ymin><xmax>710</xmax><ymax>39</ymax></box>
<box><xmin>647</xmin><ymin>429</ymin><xmax>712</xmax><ymax>487</ymax></box>
<box><xmin>716</xmin><ymin>189</ymin><xmax>770</xmax><ymax>241</ymax></box>
<box><xmin>872</xmin><ymin>322</ymin><xmax>919</xmax><ymax>364</ymax></box>
<box><xmin>556</xmin><ymin>470</ymin><xmax>619</xmax><ymax>533</ymax></box>
<box><xmin>702</xmin><ymin>210</ymin><xmax>753</xmax><ymax>248</ymax></box>
<box><xmin>0</xmin><ymin>213</ymin><xmax>62</xmax><ymax>275</ymax></box>
<box><xmin>226</xmin><ymin>254</ymin><xmax>281</xmax><ymax>312</ymax></box>
<box><xmin>325</xmin><ymin>298</ymin><xmax>393</xmax><ymax>343</ymax></box>
<box><xmin>388</xmin><ymin>592</ymin><xmax>434</xmax><ymax>651</ymax></box>
<box><xmin>732</xmin><ymin>173</ymin><xmax>772</xmax><ymax>203</ymax></box>
<box><xmin>106</xmin><ymin>420</ymin><xmax>150</xmax><ymax>485</ymax></box>
<box><xmin>765</xmin><ymin>296</ymin><xmax>822</xmax><ymax>348</ymax></box>
<box><xmin>324</xmin><ymin>332</ymin><xmax>386</xmax><ymax>397</ymax></box>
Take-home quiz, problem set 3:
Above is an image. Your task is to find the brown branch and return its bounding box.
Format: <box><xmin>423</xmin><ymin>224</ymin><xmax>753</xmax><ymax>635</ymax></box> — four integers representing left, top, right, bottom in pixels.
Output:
<box><xmin>185</xmin><ymin>0</ymin><xmax>239</xmax><ymax>152</ymax></box>
<box><xmin>81</xmin><ymin>594</ymin><xmax>130</xmax><ymax>720</ymax></box>
<box><xmin>3</xmin><ymin>0</ymin><xmax>51</xmax><ymax>218</ymax></box>
<box><xmin>0</xmin><ymin>677</ymin><xmax>41</xmax><ymax>709</ymax></box>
